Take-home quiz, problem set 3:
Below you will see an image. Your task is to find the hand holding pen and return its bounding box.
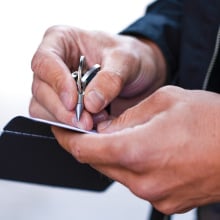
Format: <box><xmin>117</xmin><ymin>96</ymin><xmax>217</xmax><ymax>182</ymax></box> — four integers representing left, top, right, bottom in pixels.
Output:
<box><xmin>30</xmin><ymin>26</ymin><xmax>163</xmax><ymax>130</ymax></box>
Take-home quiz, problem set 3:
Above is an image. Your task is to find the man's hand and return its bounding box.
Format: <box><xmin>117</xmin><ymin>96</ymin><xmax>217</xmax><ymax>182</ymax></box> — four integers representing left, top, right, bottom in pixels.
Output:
<box><xmin>29</xmin><ymin>25</ymin><xmax>166</xmax><ymax>130</ymax></box>
<box><xmin>52</xmin><ymin>86</ymin><xmax>220</xmax><ymax>214</ymax></box>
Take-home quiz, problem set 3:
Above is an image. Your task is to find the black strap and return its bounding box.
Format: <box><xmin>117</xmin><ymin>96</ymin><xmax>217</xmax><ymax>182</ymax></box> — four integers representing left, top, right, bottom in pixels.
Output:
<box><xmin>149</xmin><ymin>208</ymin><xmax>171</xmax><ymax>220</ymax></box>
<box><xmin>0</xmin><ymin>116</ymin><xmax>113</xmax><ymax>191</ymax></box>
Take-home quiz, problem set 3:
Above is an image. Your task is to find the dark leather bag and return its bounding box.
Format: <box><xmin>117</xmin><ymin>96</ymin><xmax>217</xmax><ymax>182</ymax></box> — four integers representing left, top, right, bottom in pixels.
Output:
<box><xmin>0</xmin><ymin>116</ymin><xmax>112</xmax><ymax>191</ymax></box>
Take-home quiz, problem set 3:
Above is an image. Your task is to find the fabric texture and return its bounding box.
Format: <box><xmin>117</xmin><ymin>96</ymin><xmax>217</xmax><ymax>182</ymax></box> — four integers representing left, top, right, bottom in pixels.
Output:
<box><xmin>121</xmin><ymin>0</ymin><xmax>220</xmax><ymax>90</ymax></box>
<box><xmin>121</xmin><ymin>1</ymin><xmax>220</xmax><ymax>219</ymax></box>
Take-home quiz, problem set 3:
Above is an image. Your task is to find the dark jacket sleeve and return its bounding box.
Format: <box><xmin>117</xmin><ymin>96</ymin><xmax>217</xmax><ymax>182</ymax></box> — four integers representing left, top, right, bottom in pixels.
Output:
<box><xmin>120</xmin><ymin>0</ymin><xmax>183</xmax><ymax>79</ymax></box>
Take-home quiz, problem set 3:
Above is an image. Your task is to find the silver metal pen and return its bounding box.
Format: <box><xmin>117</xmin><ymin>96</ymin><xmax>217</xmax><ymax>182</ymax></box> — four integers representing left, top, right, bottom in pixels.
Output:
<box><xmin>72</xmin><ymin>56</ymin><xmax>100</xmax><ymax>121</ymax></box>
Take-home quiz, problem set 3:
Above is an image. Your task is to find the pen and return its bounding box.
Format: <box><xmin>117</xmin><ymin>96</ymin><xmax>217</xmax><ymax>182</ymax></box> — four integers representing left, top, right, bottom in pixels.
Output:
<box><xmin>76</xmin><ymin>92</ymin><xmax>84</xmax><ymax>121</ymax></box>
<box><xmin>72</xmin><ymin>56</ymin><xmax>101</xmax><ymax>121</ymax></box>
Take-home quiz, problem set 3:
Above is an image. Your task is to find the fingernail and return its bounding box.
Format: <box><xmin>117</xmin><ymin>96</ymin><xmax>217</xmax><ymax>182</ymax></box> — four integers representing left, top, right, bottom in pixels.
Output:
<box><xmin>72</xmin><ymin>117</ymin><xmax>85</xmax><ymax>130</ymax></box>
<box><xmin>93</xmin><ymin>112</ymin><xmax>109</xmax><ymax>124</ymax></box>
<box><xmin>87</xmin><ymin>90</ymin><xmax>105</xmax><ymax>111</ymax></box>
<box><xmin>98</xmin><ymin>120</ymin><xmax>112</xmax><ymax>132</ymax></box>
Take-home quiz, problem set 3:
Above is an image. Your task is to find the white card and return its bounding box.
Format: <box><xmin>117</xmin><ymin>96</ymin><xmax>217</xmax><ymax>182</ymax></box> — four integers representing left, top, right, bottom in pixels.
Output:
<box><xmin>30</xmin><ymin>117</ymin><xmax>96</xmax><ymax>134</ymax></box>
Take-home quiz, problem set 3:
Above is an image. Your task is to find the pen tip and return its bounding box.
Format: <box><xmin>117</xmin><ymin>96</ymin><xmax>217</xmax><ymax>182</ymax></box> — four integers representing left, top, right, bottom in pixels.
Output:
<box><xmin>76</xmin><ymin>113</ymin><xmax>80</xmax><ymax>121</ymax></box>
<box><xmin>76</xmin><ymin>104</ymin><xmax>82</xmax><ymax>121</ymax></box>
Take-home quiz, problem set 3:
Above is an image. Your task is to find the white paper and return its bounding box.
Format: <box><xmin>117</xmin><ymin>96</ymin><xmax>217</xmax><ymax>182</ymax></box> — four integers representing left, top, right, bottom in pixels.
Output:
<box><xmin>30</xmin><ymin>117</ymin><xmax>96</xmax><ymax>134</ymax></box>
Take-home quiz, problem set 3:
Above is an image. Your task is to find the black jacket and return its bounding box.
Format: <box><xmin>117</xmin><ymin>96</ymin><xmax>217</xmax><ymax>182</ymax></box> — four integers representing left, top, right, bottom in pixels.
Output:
<box><xmin>121</xmin><ymin>0</ymin><xmax>220</xmax><ymax>92</ymax></box>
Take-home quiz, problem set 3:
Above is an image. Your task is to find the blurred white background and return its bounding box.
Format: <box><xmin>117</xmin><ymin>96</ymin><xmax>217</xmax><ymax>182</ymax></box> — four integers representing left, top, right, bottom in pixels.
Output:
<box><xmin>0</xmin><ymin>0</ymin><xmax>195</xmax><ymax>219</ymax></box>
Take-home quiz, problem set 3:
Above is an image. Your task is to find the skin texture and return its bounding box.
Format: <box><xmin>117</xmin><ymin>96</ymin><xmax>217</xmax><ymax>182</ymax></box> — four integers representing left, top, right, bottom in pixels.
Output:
<box><xmin>30</xmin><ymin>25</ymin><xmax>166</xmax><ymax>130</ymax></box>
<box><xmin>52</xmin><ymin>86</ymin><xmax>220</xmax><ymax>214</ymax></box>
<box><xmin>30</xmin><ymin>25</ymin><xmax>220</xmax><ymax>214</ymax></box>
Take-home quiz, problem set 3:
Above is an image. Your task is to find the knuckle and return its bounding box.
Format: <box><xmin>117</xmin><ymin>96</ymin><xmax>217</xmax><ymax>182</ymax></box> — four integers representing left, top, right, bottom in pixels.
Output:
<box><xmin>32</xmin><ymin>55</ymin><xmax>66</xmax><ymax>94</ymax></box>
<box><xmin>116</xmin><ymin>108</ymin><xmax>133</xmax><ymax>126</ymax></box>
<box><xmin>129</xmin><ymin>179</ymin><xmax>172</xmax><ymax>211</ymax></box>
<box><xmin>31</xmin><ymin>50</ymin><xmax>54</xmax><ymax>81</ymax></box>
<box><xmin>29</xmin><ymin>98</ymin><xmax>37</xmax><ymax>117</ymax></box>
<box><xmin>31</xmin><ymin>27</ymin><xmax>64</xmax><ymax>73</ymax></box>
<box><xmin>31</xmin><ymin>25</ymin><xmax>73</xmax><ymax>84</ymax></box>
<box><xmin>154</xmin><ymin>85</ymin><xmax>173</xmax><ymax>99</ymax></box>
<box><xmin>150</xmin><ymin>85</ymin><xmax>177</xmax><ymax>106</ymax></box>
<box><xmin>31</xmin><ymin>75</ymin><xmax>40</xmax><ymax>97</ymax></box>
<box><xmin>133</xmin><ymin>181</ymin><xmax>159</xmax><ymax>201</ymax></box>
<box><xmin>53</xmin><ymin>71</ymin><xmax>66</xmax><ymax>91</ymax></box>
<box><xmin>156</xmin><ymin>85</ymin><xmax>182</xmax><ymax>99</ymax></box>
<box><xmin>153</xmin><ymin>202</ymin><xmax>176</xmax><ymax>215</ymax></box>
<box><xmin>44</xmin><ymin>25</ymin><xmax>72</xmax><ymax>37</ymax></box>
<box><xmin>44</xmin><ymin>25</ymin><xmax>63</xmax><ymax>35</ymax></box>
<box><xmin>129</xmin><ymin>179</ymin><xmax>150</xmax><ymax>200</ymax></box>
<box><xmin>31</xmin><ymin>50</ymin><xmax>44</xmax><ymax>74</ymax></box>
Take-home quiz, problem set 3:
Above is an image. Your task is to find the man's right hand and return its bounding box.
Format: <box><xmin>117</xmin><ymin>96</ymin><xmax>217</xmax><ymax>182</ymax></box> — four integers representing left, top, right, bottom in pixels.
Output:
<box><xmin>29</xmin><ymin>25</ymin><xmax>166</xmax><ymax>130</ymax></box>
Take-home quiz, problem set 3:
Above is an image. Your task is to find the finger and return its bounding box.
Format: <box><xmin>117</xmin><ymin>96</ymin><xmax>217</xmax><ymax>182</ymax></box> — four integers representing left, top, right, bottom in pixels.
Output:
<box><xmin>52</xmin><ymin>122</ymin><xmax>160</xmax><ymax>167</ymax></box>
<box><xmin>97</xmin><ymin>102</ymin><xmax>151</xmax><ymax>133</ymax></box>
<box><xmin>51</xmin><ymin>125</ymin><xmax>155</xmax><ymax>199</ymax></box>
<box><xmin>31</xmin><ymin>43</ymin><xmax>77</xmax><ymax>111</ymax></box>
<box><xmin>92</xmin><ymin>110</ymin><xmax>110</xmax><ymax>125</ymax></box>
<box><xmin>29</xmin><ymin>97</ymin><xmax>57</xmax><ymax>121</ymax></box>
<box><xmin>97</xmin><ymin>87</ymin><xmax>174</xmax><ymax>133</ymax></box>
<box><xmin>51</xmin><ymin>126</ymin><xmax>134</xmax><ymax>165</ymax></box>
<box><xmin>72</xmin><ymin>110</ymin><xmax>94</xmax><ymax>130</ymax></box>
<box><xmin>52</xmin><ymin>125</ymin><xmax>144</xmax><ymax>187</ymax></box>
<box><xmin>84</xmin><ymin>69</ymin><xmax>123</xmax><ymax>113</ymax></box>
<box><xmin>84</xmin><ymin>46</ymin><xmax>140</xmax><ymax>113</ymax></box>
<box><xmin>31</xmin><ymin>76</ymin><xmax>75</xmax><ymax>124</ymax></box>
<box><xmin>31</xmin><ymin>78</ymin><xmax>94</xmax><ymax>130</ymax></box>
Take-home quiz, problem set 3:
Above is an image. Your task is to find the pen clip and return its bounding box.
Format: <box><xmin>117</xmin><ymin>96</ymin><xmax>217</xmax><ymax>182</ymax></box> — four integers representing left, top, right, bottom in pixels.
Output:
<box><xmin>71</xmin><ymin>56</ymin><xmax>100</xmax><ymax>121</ymax></box>
<box><xmin>81</xmin><ymin>64</ymin><xmax>101</xmax><ymax>91</ymax></box>
<box><xmin>77</xmin><ymin>56</ymin><xmax>86</xmax><ymax>94</ymax></box>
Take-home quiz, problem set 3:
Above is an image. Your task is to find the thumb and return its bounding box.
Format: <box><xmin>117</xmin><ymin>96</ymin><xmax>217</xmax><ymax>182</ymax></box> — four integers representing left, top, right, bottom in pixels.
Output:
<box><xmin>97</xmin><ymin>87</ymin><xmax>173</xmax><ymax>133</ymax></box>
<box><xmin>84</xmin><ymin>69</ymin><xmax>124</xmax><ymax>113</ymax></box>
<box><xmin>97</xmin><ymin>99</ymin><xmax>151</xmax><ymax>133</ymax></box>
